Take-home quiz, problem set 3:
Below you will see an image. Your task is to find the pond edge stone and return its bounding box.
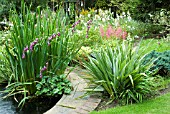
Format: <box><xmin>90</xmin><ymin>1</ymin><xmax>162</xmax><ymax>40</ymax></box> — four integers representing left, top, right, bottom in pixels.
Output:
<box><xmin>44</xmin><ymin>69</ymin><xmax>101</xmax><ymax>114</ymax></box>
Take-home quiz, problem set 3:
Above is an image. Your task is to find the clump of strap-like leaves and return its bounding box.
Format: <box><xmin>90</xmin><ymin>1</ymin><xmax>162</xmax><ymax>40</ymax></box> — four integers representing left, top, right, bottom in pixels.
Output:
<box><xmin>84</xmin><ymin>41</ymin><xmax>154</xmax><ymax>104</ymax></box>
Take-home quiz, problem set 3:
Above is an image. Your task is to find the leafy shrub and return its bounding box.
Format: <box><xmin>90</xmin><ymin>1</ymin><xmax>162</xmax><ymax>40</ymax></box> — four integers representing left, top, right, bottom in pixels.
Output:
<box><xmin>128</xmin><ymin>0</ymin><xmax>170</xmax><ymax>22</ymax></box>
<box><xmin>84</xmin><ymin>41</ymin><xmax>154</xmax><ymax>104</ymax></box>
<box><xmin>36</xmin><ymin>74</ymin><xmax>72</xmax><ymax>97</ymax></box>
<box><xmin>149</xmin><ymin>9</ymin><xmax>170</xmax><ymax>25</ymax></box>
<box><xmin>116</xmin><ymin>15</ymin><xmax>165</xmax><ymax>38</ymax></box>
<box><xmin>143</xmin><ymin>50</ymin><xmax>170</xmax><ymax>76</ymax></box>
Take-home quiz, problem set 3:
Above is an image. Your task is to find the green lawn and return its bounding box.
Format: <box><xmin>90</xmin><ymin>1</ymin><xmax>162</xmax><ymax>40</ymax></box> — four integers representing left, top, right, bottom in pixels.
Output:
<box><xmin>139</xmin><ymin>38</ymin><xmax>170</xmax><ymax>55</ymax></box>
<box><xmin>91</xmin><ymin>92</ymin><xmax>170</xmax><ymax>114</ymax></box>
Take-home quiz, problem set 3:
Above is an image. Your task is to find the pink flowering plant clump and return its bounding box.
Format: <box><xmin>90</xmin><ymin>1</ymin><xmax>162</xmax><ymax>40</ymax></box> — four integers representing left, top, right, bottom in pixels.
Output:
<box><xmin>2</xmin><ymin>3</ymin><xmax>84</xmax><ymax>107</ymax></box>
<box><xmin>99</xmin><ymin>25</ymin><xmax>128</xmax><ymax>40</ymax></box>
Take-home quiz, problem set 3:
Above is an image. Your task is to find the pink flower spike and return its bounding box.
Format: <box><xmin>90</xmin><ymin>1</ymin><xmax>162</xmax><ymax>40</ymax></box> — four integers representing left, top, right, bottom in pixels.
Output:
<box><xmin>48</xmin><ymin>36</ymin><xmax>53</xmax><ymax>41</ymax></box>
<box><xmin>87</xmin><ymin>20</ymin><xmax>92</xmax><ymax>25</ymax></box>
<box><xmin>42</xmin><ymin>66</ymin><xmax>47</xmax><ymax>71</ymax></box>
<box><xmin>34</xmin><ymin>40</ymin><xmax>38</xmax><ymax>44</ymax></box>
<box><xmin>86</xmin><ymin>35</ymin><xmax>88</xmax><ymax>38</ymax></box>
<box><xmin>106</xmin><ymin>26</ymin><xmax>113</xmax><ymax>39</ymax></box>
<box><xmin>52</xmin><ymin>34</ymin><xmax>57</xmax><ymax>38</ymax></box>
<box><xmin>22</xmin><ymin>53</ymin><xmax>25</xmax><ymax>59</ymax></box>
<box><xmin>35</xmin><ymin>38</ymin><xmax>38</xmax><ymax>41</ymax></box>
<box><xmin>24</xmin><ymin>46</ymin><xmax>29</xmax><ymax>52</ymax></box>
<box><xmin>47</xmin><ymin>41</ymin><xmax>50</xmax><ymax>46</ymax></box>
<box><xmin>87</xmin><ymin>26</ymin><xmax>90</xmax><ymax>29</ymax></box>
<box><xmin>72</xmin><ymin>24</ymin><xmax>75</xmax><ymax>28</ymax></box>
<box><xmin>30</xmin><ymin>43</ymin><xmax>34</xmax><ymax>51</ymax></box>
<box><xmin>40</xmin><ymin>73</ymin><xmax>42</xmax><ymax>78</ymax></box>
<box><xmin>46</xmin><ymin>62</ymin><xmax>48</xmax><ymax>66</ymax></box>
<box><xmin>78</xmin><ymin>20</ymin><xmax>81</xmax><ymax>23</ymax></box>
<box><xmin>57</xmin><ymin>32</ymin><xmax>60</xmax><ymax>37</ymax></box>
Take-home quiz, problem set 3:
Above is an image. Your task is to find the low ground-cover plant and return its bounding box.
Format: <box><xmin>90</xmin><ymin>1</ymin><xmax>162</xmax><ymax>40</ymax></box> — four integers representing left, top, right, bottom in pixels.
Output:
<box><xmin>143</xmin><ymin>50</ymin><xmax>170</xmax><ymax>76</ymax></box>
<box><xmin>35</xmin><ymin>74</ymin><xmax>72</xmax><ymax>97</ymax></box>
<box><xmin>84</xmin><ymin>41</ymin><xmax>154</xmax><ymax>104</ymax></box>
<box><xmin>0</xmin><ymin>2</ymin><xmax>84</xmax><ymax>107</ymax></box>
<box><xmin>151</xmin><ymin>75</ymin><xmax>170</xmax><ymax>91</ymax></box>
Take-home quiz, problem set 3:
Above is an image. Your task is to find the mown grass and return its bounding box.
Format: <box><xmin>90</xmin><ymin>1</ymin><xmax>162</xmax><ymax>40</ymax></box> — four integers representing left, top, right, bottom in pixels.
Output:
<box><xmin>139</xmin><ymin>38</ymin><xmax>170</xmax><ymax>55</ymax></box>
<box><xmin>91</xmin><ymin>92</ymin><xmax>170</xmax><ymax>114</ymax></box>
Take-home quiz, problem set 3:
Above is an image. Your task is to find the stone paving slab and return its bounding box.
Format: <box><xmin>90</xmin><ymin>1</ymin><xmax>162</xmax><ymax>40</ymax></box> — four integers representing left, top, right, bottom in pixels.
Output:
<box><xmin>44</xmin><ymin>68</ymin><xmax>101</xmax><ymax>114</ymax></box>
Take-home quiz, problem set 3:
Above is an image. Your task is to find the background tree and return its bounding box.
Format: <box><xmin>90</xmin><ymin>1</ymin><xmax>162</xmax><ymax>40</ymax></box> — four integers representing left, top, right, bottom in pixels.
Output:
<box><xmin>94</xmin><ymin>0</ymin><xmax>170</xmax><ymax>23</ymax></box>
<box><xmin>0</xmin><ymin>0</ymin><xmax>49</xmax><ymax>21</ymax></box>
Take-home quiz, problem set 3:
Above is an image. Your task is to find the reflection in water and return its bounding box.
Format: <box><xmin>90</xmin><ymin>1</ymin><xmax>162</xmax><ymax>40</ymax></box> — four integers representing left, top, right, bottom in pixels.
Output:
<box><xmin>0</xmin><ymin>86</ymin><xmax>61</xmax><ymax>114</ymax></box>
<box><xmin>0</xmin><ymin>86</ymin><xmax>16</xmax><ymax>114</ymax></box>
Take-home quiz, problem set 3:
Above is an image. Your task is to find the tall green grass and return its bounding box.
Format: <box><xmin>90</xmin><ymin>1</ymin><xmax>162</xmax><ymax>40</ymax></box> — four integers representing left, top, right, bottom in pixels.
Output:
<box><xmin>0</xmin><ymin>2</ymin><xmax>83</xmax><ymax>107</ymax></box>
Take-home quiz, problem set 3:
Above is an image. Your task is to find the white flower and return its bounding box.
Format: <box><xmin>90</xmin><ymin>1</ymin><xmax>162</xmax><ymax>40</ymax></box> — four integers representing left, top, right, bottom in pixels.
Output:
<box><xmin>94</xmin><ymin>15</ymin><xmax>101</xmax><ymax>20</ymax></box>
<box><xmin>102</xmin><ymin>18</ymin><xmax>106</xmax><ymax>22</ymax></box>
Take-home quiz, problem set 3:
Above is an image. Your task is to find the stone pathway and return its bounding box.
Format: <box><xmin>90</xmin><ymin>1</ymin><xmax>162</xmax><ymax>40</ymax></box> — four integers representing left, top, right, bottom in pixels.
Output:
<box><xmin>45</xmin><ymin>67</ymin><xmax>101</xmax><ymax>114</ymax></box>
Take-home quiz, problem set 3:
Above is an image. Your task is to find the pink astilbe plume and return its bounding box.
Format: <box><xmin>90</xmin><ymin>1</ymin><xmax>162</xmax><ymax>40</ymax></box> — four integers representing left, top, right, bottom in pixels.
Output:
<box><xmin>99</xmin><ymin>25</ymin><xmax>127</xmax><ymax>40</ymax></box>
<box><xmin>122</xmin><ymin>31</ymin><xmax>127</xmax><ymax>40</ymax></box>
<box><xmin>106</xmin><ymin>25</ymin><xmax>114</xmax><ymax>39</ymax></box>
<box><xmin>115</xmin><ymin>27</ymin><xmax>123</xmax><ymax>38</ymax></box>
<box><xmin>99</xmin><ymin>26</ymin><xmax>105</xmax><ymax>37</ymax></box>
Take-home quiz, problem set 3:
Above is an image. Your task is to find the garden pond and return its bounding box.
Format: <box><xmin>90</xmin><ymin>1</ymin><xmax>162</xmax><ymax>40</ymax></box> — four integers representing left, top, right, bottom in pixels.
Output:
<box><xmin>0</xmin><ymin>86</ymin><xmax>61</xmax><ymax>114</ymax></box>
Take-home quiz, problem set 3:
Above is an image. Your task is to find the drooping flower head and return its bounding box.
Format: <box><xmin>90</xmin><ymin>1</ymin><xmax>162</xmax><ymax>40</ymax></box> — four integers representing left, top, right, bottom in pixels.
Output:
<box><xmin>22</xmin><ymin>53</ymin><xmax>25</xmax><ymax>59</ymax></box>
<box><xmin>87</xmin><ymin>20</ymin><xmax>92</xmax><ymax>25</ymax></box>
<box><xmin>52</xmin><ymin>34</ymin><xmax>57</xmax><ymax>38</ymax></box>
<box><xmin>30</xmin><ymin>38</ymin><xmax>38</xmax><ymax>51</ymax></box>
<box><xmin>40</xmin><ymin>62</ymin><xmax>48</xmax><ymax>78</ymax></box>
<box><xmin>47</xmin><ymin>33</ymin><xmax>57</xmax><ymax>46</ymax></box>
<box><xmin>86</xmin><ymin>20</ymin><xmax>93</xmax><ymax>38</ymax></box>
<box><xmin>72</xmin><ymin>20</ymin><xmax>81</xmax><ymax>33</ymax></box>
<box><xmin>22</xmin><ymin>45</ymin><xmax>29</xmax><ymax>59</ymax></box>
<box><xmin>57</xmin><ymin>32</ymin><xmax>60</xmax><ymax>37</ymax></box>
<box><xmin>23</xmin><ymin>46</ymin><xmax>29</xmax><ymax>52</ymax></box>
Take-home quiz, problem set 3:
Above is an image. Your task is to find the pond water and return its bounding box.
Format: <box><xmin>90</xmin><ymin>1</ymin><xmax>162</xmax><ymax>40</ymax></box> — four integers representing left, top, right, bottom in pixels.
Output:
<box><xmin>0</xmin><ymin>86</ymin><xmax>61</xmax><ymax>114</ymax></box>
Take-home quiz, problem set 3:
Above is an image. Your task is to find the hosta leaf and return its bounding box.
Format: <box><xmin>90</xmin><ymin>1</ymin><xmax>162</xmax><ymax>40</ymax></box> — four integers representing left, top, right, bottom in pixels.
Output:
<box><xmin>53</xmin><ymin>88</ymin><xmax>60</xmax><ymax>94</ymax></box>
<box><xmin>64</xmin><ymin>88</ymin><xmax>71</xmax><ymax>94</ymax></box>
<box><xmin>42</xmin><ymin>88</ymin><xmax>49</xmax><ymax>93</ymax></box>
<box><xmin>36</xmin><ymin>84</ymin><xmax>41</xmax><ymax>90</ymax></box>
